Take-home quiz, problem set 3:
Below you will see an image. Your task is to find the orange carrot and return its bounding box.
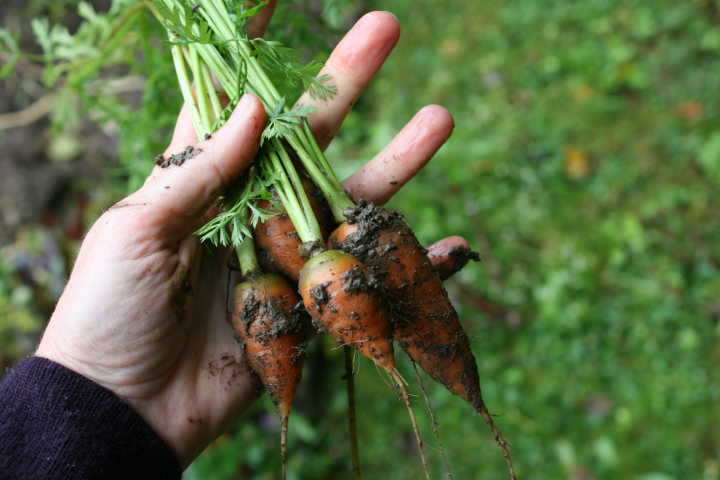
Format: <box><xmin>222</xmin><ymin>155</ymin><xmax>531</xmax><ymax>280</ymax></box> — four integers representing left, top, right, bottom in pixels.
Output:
<box><xmin>254</xmin><ymin>200</ymin><xmax>308</xmax><ymax>282</ymax></box>
<box><xmin>255</xmin><ymin>179</ymin><xmax>335</xmax><ymax>282</ymax></box>
<box><xmin>231</xmin><ymin>271</ymin><xmax>310</xmax><ymax>480</ymax></box>
<box><xmin>256</xmin><ymin>136</ymin><xmax>431</xmax><ymax>478</ymax></box>
<box><xmin>298</xmin><ymin>249</ymin><xmax>430</xmax><ymax>479</ymax></box>
<box><xmin>330</xmin><ymin>202</ymin><xmax>516</xmax><ymax>480</ymax></box>
<box><xmin>299</xmin><ymin>250</ymin><xmax>394</xmax><ymax>371</ymax></box>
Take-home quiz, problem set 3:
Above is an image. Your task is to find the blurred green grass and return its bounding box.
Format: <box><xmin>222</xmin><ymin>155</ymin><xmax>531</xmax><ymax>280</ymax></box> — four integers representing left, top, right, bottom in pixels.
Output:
<box><xmin>262</xmin><ymin>1</ymin><xmax>720</xmax><ymax>478</ymax></box>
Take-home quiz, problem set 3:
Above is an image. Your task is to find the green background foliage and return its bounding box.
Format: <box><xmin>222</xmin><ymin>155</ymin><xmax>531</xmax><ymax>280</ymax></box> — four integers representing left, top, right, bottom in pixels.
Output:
<box><xmin>2</xmin><ymin>0</ymin><xmax>720</xmax><ymax>478</ymax></box>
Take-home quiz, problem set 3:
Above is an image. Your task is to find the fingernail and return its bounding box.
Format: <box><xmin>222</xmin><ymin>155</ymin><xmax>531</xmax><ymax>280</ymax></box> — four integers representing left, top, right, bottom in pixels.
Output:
<box><xmin>238</xmin><ymin>93</ymin><xmax>253</xmax><ymax>108</ymax></box>
<box><xmin>230</xmin><ymin>94</ymin><xmax>258</xmax><ymax>121</ymax></box>
<box><xmin>237</xmin><ymin>93</ymin><xmax>253</xmax><ymax>112</ymax></box>
<box><xmin>381</xmin><ymin>11</ymin><xmax>399</xmax><ymax>21</ymax></box>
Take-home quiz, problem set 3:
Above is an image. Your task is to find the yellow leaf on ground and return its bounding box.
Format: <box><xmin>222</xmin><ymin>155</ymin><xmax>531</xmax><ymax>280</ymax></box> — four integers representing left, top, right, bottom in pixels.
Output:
<box><xmin>564</xmin><ymin>147</ymin><xmax>590</xmax><ymax>179</ymax></box>
<box><xmin>572</xmin><ymin>83</ymin><xmax>594</xmax><ymax>102</ymax></box>
<box><xmin>439</xmin><ymin>38</ymin><xmax>462</xmax><ymax>58</ymax></box>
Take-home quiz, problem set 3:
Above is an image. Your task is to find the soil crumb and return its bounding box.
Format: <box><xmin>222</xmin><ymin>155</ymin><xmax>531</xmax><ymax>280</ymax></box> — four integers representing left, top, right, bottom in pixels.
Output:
<box><xmin>341</xmin><ymin>264</ymin><xmax>372</xmax><ymax>294</ymax></box>
<box><xmin>339</xmin><ymin>201</ymin><xmax>402</xmax><ymax>263</ymax></box>
<box><xmin>447</xmin><ymin>246</ymin><xmax>481</xmax><ymax>275</ymax></box>
<box><xmin>237</xmin><ymin>288</ymin><xmax>311</xmax><ymax>347</ymax></box>
<box><xmin>309</xmin><ymin>281</ymin><xmax>331</xmax><ymax>311</ymax></box>
<box><xmin>155</xmin><ymin>145</ymin><xmax>202</xmax><ymax>168</ymax></box>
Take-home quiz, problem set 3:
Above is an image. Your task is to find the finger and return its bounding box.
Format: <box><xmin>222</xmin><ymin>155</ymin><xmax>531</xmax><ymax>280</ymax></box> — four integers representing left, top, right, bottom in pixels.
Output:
<box><xmin>144</xmin><ymin>102</ymin><xmax>201</xmax><ymax>186</ymax></box>
<box><xmin>167</xmin><ymin>103</ymin><xmax>198</xmax><ymax>153</ymax></box>
<box><xmin>161</xmin><ymin>90</ymin><xmax>232</xmax><ymax>159</ymax></box>
<box><xmin>246</xmin><ymin>0</ymin><xmax>278</xmax><ymax>39</ymax></box>
<box><xmin>296</xmin><ymin>11</ymin><xmax>400</xmax><ymax>149</ymax></box>
<box><xmin>343</xmin><ymin>105</ymin><xmax>454</xmax><ymax>205</ymax></box>
<box><xmin>136</xmin><ymin>94</ymin><xmax>265</xmax><ymax>236</ymax></box>
<box><xmin>426</xmin><ymin>236</ymin><xmax>480</xmax><ymax>281</ymax></box>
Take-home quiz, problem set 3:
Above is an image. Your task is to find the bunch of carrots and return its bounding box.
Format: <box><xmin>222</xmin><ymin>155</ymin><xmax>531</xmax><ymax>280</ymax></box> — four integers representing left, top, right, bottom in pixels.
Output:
<box><xmin>149</xmin><ymin>1</ymin><xmax>515</xmax><ymax>478</ymax></box>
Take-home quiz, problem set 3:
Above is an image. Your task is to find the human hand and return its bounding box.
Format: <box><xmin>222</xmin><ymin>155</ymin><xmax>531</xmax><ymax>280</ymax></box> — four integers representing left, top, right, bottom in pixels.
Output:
<box><xmin>36</xmin><ymin>6</ymin><xmax>468</xmax><ymax>468</ymax></box>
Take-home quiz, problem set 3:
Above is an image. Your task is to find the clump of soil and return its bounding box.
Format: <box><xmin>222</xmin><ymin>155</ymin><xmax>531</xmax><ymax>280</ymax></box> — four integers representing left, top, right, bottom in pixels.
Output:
<box><xmin>154</xmin><ymin>145</ymin><xmax>202</xmax><ymax>168</ymax></box>
<box><xmin>446</xmin><ymin>246</ymin><xmax>480</xmax><ymax>276</ymax></box>
<box><xmin>341</xmin><ymin>264</ymin><xmax>374</xmax><ymax>294</ymax></box>
<box><xmin>309</xmin><ymin>281</ymin><xmax>331</xmax><ymax>311</ymax></box>
<box><xmin>337</xmin><ymin>201</ymin><xmax>406</xmax><ymax>279</ymax></box>
<box><xmin>241</xmin><ymin>290</ymin><xmax>309</xmax><ymax>347</ymax></box>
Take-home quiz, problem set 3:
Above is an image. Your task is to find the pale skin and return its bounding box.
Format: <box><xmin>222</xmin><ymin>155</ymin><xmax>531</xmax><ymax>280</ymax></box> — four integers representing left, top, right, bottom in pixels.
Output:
<box><xmin>36</xmin><ymin>6</ymin><xmax>470</xmax><ymax>468</ymax></box>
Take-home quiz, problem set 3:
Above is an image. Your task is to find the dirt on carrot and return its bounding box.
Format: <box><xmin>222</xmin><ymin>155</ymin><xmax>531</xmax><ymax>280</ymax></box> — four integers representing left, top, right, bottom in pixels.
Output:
<box><xmin>340</xmin><ymin>264</ymin><xmax>375</xmax><ymax>294</ymax></box>
<box><xmin>232</xmin><ymin>273</ymin><xmax>311</xmax><ymax>417</ymax></box>
<box><xmin>332</xmin><ymin>202</ymin><xmax>483</xmax><ymax>404</ymax></box>
<box><xmin>430</xmin><ymin>246</ymin><xmax>481</xmax><ymax>281</ymax></box>
<box><xmin>330</xmin><ymin>202</ymin><xmax>516</xmax><ymax>479</ymax></box>
<box><xmin>299</xmin><ymin>250</ymin><xmax>395</xmax><ymax>371</ymax></box>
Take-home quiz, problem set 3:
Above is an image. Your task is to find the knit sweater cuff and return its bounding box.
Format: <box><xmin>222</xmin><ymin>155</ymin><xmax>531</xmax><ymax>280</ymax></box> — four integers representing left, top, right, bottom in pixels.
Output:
<box><xmin>0</xmin><ymin>356</ymin><xmax>182</xmax><ymax>480</ymax></box>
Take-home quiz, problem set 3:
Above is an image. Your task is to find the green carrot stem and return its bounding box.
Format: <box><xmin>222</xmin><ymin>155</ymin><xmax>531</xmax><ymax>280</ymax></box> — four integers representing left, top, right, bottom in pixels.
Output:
<box><xmin>199</xmin><ymin>0</ymin><xmax>234</xmax><ymax>40</ymax></box>
<box><xmin>264</xmin><ymin>150</ymin><xmax>323</xmax><ymax>244</ymax></box>
<box><xmin>236</xmin><ymin>235</ymin><xmax>259</xmax><ymax>276</ymax></box>
<box><xmin>192</xmin><ymin>43</ymin><xmax>238</xmax><ymax>100</ymax></box>
<box><xmin>287</xmin><ymin>133</ymin><xmax>353</xmax><ymax>222</ymax></box>
<box><xmin>274</xmin><ymin>140</ymin><xmax>318</xmax><ymax>229</ymax></box>
<box><xmin>198</xmin><ymin>0</ymin><xmax>279</xmax><ymax>105</ymax></box>
<box><xmin>178</xmin><ymin>0</ymin><xmax>355</xmax><ymax>218</ymax></box>
<box><xmin>169</xmin><ymin>43</ymin><xmax>205</xmax><ymax>137</ymax></box>
<box><xmin>201</xmin><ymin>64</ymin><xmax>222</xmax><ymax>122</ymax></box>
<box><xmin>186</xmin><ymin>47</ymin><xmax>213</xmax><ymax>131</ymax></box>
<box><xmin>156</xmin><ymin>0</ymin><xmax>354</xmax><ymax>246</ymax></box>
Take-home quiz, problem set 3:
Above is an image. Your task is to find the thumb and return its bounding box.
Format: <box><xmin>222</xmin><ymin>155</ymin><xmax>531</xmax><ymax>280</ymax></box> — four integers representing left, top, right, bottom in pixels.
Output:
<box><xmin>137</xmin><ymin>94</ymin><xmax>265</xmax><ymax>238</ymax></box>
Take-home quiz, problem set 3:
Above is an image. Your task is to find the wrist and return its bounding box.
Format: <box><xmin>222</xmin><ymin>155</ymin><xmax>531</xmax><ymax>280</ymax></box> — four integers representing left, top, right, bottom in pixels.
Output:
<box><xmin>114</xmin><ymin>374</ymin><xmax>259</xmax><ymax>469</ymax></box>
<box><xmin>128</xmin><ymin>395</ymin><xmax>204</xmax><ymax>469</ymax></box>
<box><xmin>1</xmin><ymin>357</ymin><xmax>183</xmax><ymax>478</ymax></box>
<box><xmin>35</xmin><ymin>333</ymin><xmax>193</xmax><ymax>466</ymax></box>
<box><xmin>36</xmin><ymin>345</ymin><xmax>196</xmax><ymax>468</ymax></box>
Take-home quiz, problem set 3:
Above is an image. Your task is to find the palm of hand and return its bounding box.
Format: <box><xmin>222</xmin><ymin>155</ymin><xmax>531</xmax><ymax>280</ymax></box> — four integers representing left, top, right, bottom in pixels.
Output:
<box><xmin>37</xmin><ymin>8</ymin><xmax>462</xmax><ymax>468</ymax></box>
<box><xmin>39</xmin><ymin>187</ymin><xmax>258</xmax><ymax>464</ymax></box>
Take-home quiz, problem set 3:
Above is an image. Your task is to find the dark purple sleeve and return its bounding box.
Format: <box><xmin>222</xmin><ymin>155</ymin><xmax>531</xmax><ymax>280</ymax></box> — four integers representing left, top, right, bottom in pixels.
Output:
<box><xmin>0</xmin><ymin>357</ymin><xmax>182</xmax><ymax>480</ymax></box>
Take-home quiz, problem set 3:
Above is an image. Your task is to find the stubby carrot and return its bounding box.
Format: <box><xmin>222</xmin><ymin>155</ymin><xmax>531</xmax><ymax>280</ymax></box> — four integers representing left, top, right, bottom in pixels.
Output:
<box><xmin>299</xmin><ymin>250</ymin><xmax>394</xmax><ymax>371</ymax></box>
<box><xmin>231</xmin><ymin>239</ymin><xmax>311</xmax><ymax>480</ymax></box>
<box><xmin>298</xmin><ymin>249</ymin><xmax>430</xmax><ymax>479</ymax></box>
<box><xmin>232</xmin><ymin>273</ymin><xmax>309</xmax><ymax>419</ymax></box>
<box><xmin>330</xmin><ymin>202</ymin><xmax>516</xmax><ymax>480</ymax></box>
